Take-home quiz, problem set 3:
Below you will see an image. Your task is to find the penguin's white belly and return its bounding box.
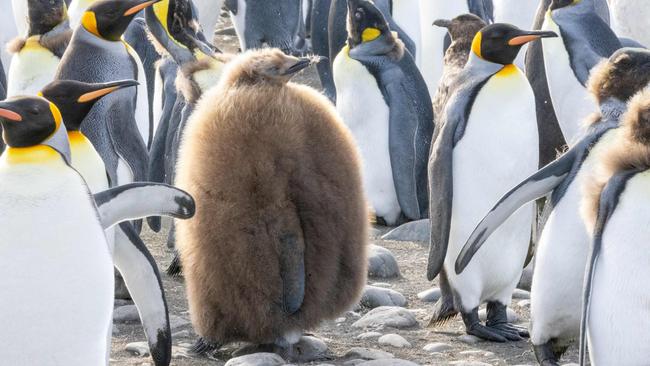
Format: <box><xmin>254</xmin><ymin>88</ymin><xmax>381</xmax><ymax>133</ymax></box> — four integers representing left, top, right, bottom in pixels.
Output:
<box><xmin>230</xmin><ymin>0</ymin><xmax>248</xmax><ymax>50</ymax></box>
<box><xmin>130</xmin><ymin>48</ymin><xmax>150</xmax><ymax>147</ymax></box>
<box><xmin>71</xmin><ymin>141</ymin><xmax>109</xmax><ymax>193</ymax></box>
<box><xmin>153</xmin><ymin>66</ymin><xmax>164</xmax><ymax>137</ymax></box>
<box><xmin>587</xmin><ymin>172</ymin><xmax>650</xmax><ymax>365</ymax></box>
<box><xmin>7</xmin><ymin>48</ymin><xmax>60</xmax><ymax>97</ymax></box>
<box><xmin>541</xmin><ymin>18</ymin><xmax>597</xmax><ymax>144</ymax></box>
<box><xmin>419</xmin><ymin>0</ymin><xmax>468</xmax><ymax>94</ymax></box>
<box><xmin>0</xmin><ymin>165</ymin><xmax>114</xmax><ymax>365</ymax></box>
<box><xmin>609</xmin><ymin>0</ymin><xmax>649</xmax><ymax>48</ymax></box>
<box><xmin>530</xmin><ymin>129</ymin><xmax>618</xmax><ymax>345</ymax></box>
<box><xmin>445</xmin><ymin>68</ymin><xmax>538</xmax><ymax>311</ymax></box>
<box><xmin>393</xmin><ymin>0</ymin><xmax>422</xmax><ymax>66</ymax></box>
<box><xmin>333</xmin><ymin>50</ymin><xmax>401</xmax><ymax>225</ymax></box>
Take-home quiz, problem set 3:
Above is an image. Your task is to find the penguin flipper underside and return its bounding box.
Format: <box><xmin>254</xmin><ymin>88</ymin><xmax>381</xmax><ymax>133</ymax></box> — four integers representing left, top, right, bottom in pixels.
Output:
<box><xmin>279</xmin><ymin>232</ymin><xmax>305</xmax><ymax>315</ymax></box>
<box><xmin>578</xmin><ymin>170</ymin><xmax>636</xmax><ymax>366</ymax></box>
<box><xmin>115</xmin><ymin>222</ymin><xmax>172</xmax><ymax>366</ymax></box>
<box><xmin>94</xmin><ymin>183</ymin><xmax>196</xmax><ymax>230</ymax></box>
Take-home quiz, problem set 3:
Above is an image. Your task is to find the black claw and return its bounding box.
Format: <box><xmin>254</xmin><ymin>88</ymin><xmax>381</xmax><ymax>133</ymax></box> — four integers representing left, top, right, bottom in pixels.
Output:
<box><xmin>189</xmin><ymin>337</ymin><xmax>220</xmax><ymax>356</ymax></box>
<box><xmin>462</xmin><ymin>309</ymin><xmax>507</xmax><ymax>342</ymax></box>
<box><xmin>488</xmin><ymin>323</ymin><xmax>523</xmax><ymax>341</ymax></box>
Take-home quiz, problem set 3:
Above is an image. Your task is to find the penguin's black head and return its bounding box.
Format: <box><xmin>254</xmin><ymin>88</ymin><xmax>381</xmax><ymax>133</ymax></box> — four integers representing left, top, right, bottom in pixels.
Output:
<box><xmin>346</xmin><ymin>0</ymin><xmax>390</xmax><ymax>48</ymax></box>
<box><xmin>40</xmin><ymin>79</ymin><xmax>139</xmax><ymax>131</ymax></box>
<box><xmin>472</xmin><ymin>23</ymin><xmax>557</xmax><ymax>65</ymax></box>
<box><xmin>27</xmin><ymin>0</ymin><xmax>68</xmax><ymax>36</ymax></box>
<box><xmin>0</xmin><ymin>97</ymin><xmax>62</xmax><ymax>148</ymax></box>
<box><xmin>550</xmin><ymin>0</ymin><xmax>579</xmax><ymax>11</ymax></box>
<box><xmin>82</xmin><ymin>0</ymin><xmax>161</xmax><ymax>41</ymax></box>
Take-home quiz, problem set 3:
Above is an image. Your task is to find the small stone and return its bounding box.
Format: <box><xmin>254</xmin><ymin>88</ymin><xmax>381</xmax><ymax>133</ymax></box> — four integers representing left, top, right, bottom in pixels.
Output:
<box><xmin>357</xmin><ymin>359</ymin><xmax>419</xmax><ymax>366</ymax></box>
<box><xmin>378</xmin><ymin>334</ymin><xmax>411</xmax><ymax>348</ymax></box>
<box><xmin>381</xmin><ymin>219</ymin><xmax>430</xmax><ymax>243</ymax></box>
<box><xmin>224</xmin><ymin>353</ymin><xmax>285</xmax><ymax>366</ymax></box>
<box><xmin>169</xmin><ymin>315</ymin><xmax>191</xmax><ymax>330</ymax></box>
<box><xmin>367</xmin><ymin>245</ymin><xmax>400</xmax><ymax>278</ymax></box>
<box><xmin>336</xmin><ymin>317</ymin><xmax>347</xmax><ymax>323</ymax></box>
<box><xmin>371</xmin><ymin>282</ymin><xmax>392</xmax><ymax>288</ymax></box>
<box><xmin>518</xmin><ymin>299</ymin><xmax>531</xmax><ymax>308</ymax></box>
<box><xmin>347</xmin><ymin>311</ymin><xmax>362</xmax><ymax>319</ymax></box>
<box><xmin>457</xmin><ymin>334</ymin><xmax>482</xmax><ymax>344</ymax></box>
<box><xmin>422</xmin><ymin>342</ymin><xmax>452</xmax><ymax>353</ymax></box>
<box><xmin>344</xmin><ymin>347</ymin><xmax>394</xmax><ymax>360</ymax></box>
<box><xmin>344</xmin><ymin>360</ymin><xmax>367</xmax><ymax>366</ymax></box>
<box><xmin>449</xmin><ymin>362</ymin><xmax>491</xmax><ymax>366</ymax></box>
<box><xmin>113</xmin><ymin>305</ymin><xmax>140</xmax><ymax>323</ymax></box>
<box><xmin>125</xmin><ymin>342</ymin><xmax>149</xmax><ymax>357</ymax></box>
<box><xmin>352</xmin><ymin>306</ymin><xmax>418</xmax><ymax>329</ymax></box>
<box><xmin>361</xmin><ymin>286</ymin><xmax>407</xmax><ymax>308</ymax></box>
<box><xmin>287</xmin><ymin>336</ymin><xmax>328</xmax><ymax>362</ymax></box>
<box><xmin>357</xmin><ymin>332</ymin><xmax>383</xmax><ymax>340</ymax></box>
<box><xmin>416</xmin><ymin>287</ymin><xmax>441</xmax><ymax>303</ymax></box>
<box><xmin>459</xmin><ymin>350</ymin><xmax>483</xmax><ymax>355</ymax></box>
<box><xmin>484</xmin><ymin>351</ymin><xmax>495</xmax><ymax>357</ymax></box>
<box><xmin>512</xmin><ymin>289</ymin><xmax>531</xmax><ymax>299</ymax></box>
<box><xmin>478</xmin><ymin>307</ymin><xmax>519</xmax><ymax>323</ymax></box>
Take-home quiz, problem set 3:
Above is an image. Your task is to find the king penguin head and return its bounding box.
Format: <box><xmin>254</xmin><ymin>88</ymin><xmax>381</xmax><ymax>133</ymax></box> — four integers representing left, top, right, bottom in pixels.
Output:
<box><xmin>27</xmin><ymin>0</ymin><xmax>68</xmax><ymax>37</ymax></box>
<box><xmin>471</xmin><ymin>23</ymin><xmax>557</xmax><ymax>65</ymax></box>
<box><xmin>81</xmin><ymin>0</ymin><xmax>161</xmax><ymax>41</ymax></box>
<box><xmin>550</xmin><ymin>0</ymin><xmax>582</xmax><ymax>11</ymax></box>
<box><xmin>346</xmin><ymin>0</ymin><xmax>390</xmax><ymax>49</ymax></box>
<box><xmin>40</xmin><ymin>79</ymin><xmax>139</xmax><ymax>131</ymax></box>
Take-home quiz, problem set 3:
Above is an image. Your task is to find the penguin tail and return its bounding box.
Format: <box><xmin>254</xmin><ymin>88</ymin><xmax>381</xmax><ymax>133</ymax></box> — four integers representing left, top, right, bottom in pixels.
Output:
<box><xmin>427</xmin><ymin>297</ymin><xmax>458</xmax><ymax>327</ymax></box>
<box><xmin>166</xmin><ymin>253</ymin><xmax>183</xmax><ymax>277</ymax></box>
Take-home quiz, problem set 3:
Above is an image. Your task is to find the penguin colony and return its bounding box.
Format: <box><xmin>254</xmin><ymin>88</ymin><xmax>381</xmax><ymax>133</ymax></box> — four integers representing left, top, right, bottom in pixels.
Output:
<box><xmin>0</xmin><ymin>0</ymin><xmax>649</xmax><ymax>365</ymax></box>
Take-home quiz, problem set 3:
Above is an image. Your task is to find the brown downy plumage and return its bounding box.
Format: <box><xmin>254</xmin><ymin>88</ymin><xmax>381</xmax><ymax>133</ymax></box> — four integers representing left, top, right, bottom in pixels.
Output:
<box><xmin>175</xmin><ymin>49</ymin><xmax>369</xmax><ymax>345</ymax></box>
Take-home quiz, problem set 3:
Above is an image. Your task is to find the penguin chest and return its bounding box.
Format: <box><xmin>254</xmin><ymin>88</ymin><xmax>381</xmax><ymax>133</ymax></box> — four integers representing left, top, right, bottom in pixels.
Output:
<box><xmin>588</xmin><ymin>171</ymin><xmax>650</xmax><ymax>364</ymax></box>
<box><xmin>447</xmin><ymin>67</ymin><xmax>538</xmax><ymax>303</ymax></box>
<box><xmin>0</xmin><ymin>165</ymin><xmax>114</xmax><ymax>364</ymax></box>
<box><xmin>541</xmin><ymin>16</ymin><xmax>596</xmax><ymax>143</ymax></box>
<box><xmin>70</xmin><ymin>135</ymin><xmax>110</xmax><ymax>193</ymax></box>
<box><xmin>333</xmin><ymin>51</ymin><xmax>401</xmax><ymax>224</ymax></box>
<box><xmin>7</xmin><ymin>46</ymin><xmax>60</xmax><ymax>97</ymax></box>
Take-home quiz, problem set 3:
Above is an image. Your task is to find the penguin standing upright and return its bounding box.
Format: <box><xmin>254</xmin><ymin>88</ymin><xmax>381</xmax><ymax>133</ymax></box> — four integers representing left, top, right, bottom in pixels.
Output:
<box><xmin>579</xmin><ymin>88</ymin><xmax>650</xmax><ymax>366</ymax></box>
<box><xmin>609</xmin><ymin>0</ymin><xmax>649</xmax><ymax>48</ymax></box>
<box><xmin>456</xmin><ymin>48</ymin><xmax>650</xmax><ymax>364</ymax></box>
<box><xmin>427</xmin><ymin>22</ymin><xmax>556</xmax><ymax>341</ymax></box>
<box><xmin>0</xmin><ymin>95</ymin><xmax>195</xmax><ymax>366</ymax></box>
<box><xmin>541</xmin><ymin>0</ymin><xmax>620</xmax><ymax>142</ymax></box>
<box><xmin>7</xmin><ymin>0</ymin><xmax>70</xmax><ymax>97</ymax></box>
<box><xmin>333</xmin><ymin>0</ymin><xmax>433</xmax><ymax>226</ymax></box>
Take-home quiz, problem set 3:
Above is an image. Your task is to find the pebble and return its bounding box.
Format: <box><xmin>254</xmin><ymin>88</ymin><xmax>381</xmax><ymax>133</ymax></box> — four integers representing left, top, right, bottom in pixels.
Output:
<box><xmin>422</xmin><ymin>342</ymin><xmax>452</xmax><ymax>353</ymax></box>
<box><xmin>336</xmin><ymin>317</ymin><xmax>347</xmax><ymax>323</ymax></box>
<box><xmin>347</xmin><ymin>311</ymin><xmax>362</xmax><ymax>319</ymax></box>
<box><xmin>478</xmin><ymin>307</ymin><xmax>519</xmax><ymax>323</ymax></box>
<box><xmin>459</xmin><ymin>350</ymin><xmax>483</xmax><ymax>356</ymax></box>
<box><xmin>113</xmin><ymin>305</ymin><xmax>140</xmax><ymax>323</ymax></box>
<box><xmin>367</xmin><ymin>245</ymin><xmax>400</xmax><ymax>278</ymax></box>
<box><xmin>416</xmin><ymin>287</ymin><xmax>441</xmax><ymax>303</ymax></box>
<box><xmin>518</xmin><ymin>299</ymin><xmax>531</xmax><ymax>308</ymax></box>
<box><xmin>381</xmin><ymin>219</ymin><xmax>430</xmax><ymax>243</ymax></box>
<box><xmin>512</xmin><ymin>289</ymin><xmax>531</xmax><ymax>299</ymax></box>
<box><xmin>125</xmin><ymin>342</ymin><xmax>149</xmax><ymax>357</ymax></box>
<box><xmin>352</xmin><ymin>306</ymin><xmax>418</xmax><ymax>329</ymax></box>
<box><xmin>224</xmin><ymin>353</ymin><xmax>285</xmax><ymax>366</ymax></box>
<box><xmin>357</xmin><ymin>360</ymin><xmax>419</xmax><ymax>366</ymax></box>
<box><xmin>371</xmin><ymin>282</ymin><xmax>392</xmax><ymax>288</ymax></box>
<box><xmin>286</xmin><ymin>336</ymin><xmax>328</xmax><ymax>362</ymax></box>
<box><xmin>377</xmin><ymin>334</ymin><xmax>411</xmax><ymax>348</ymax></box>
<box><xmin>357</xmin><ymin>332</ymin><xmax>383</xmax><ymax>340</ymax></box>
<box><xmin>457</xmin><ymin>335</ymin><xmax>483</xmax><ymax>344</ymax></box>
<box><xmin>343</xmin><ymin>347</ymin><xmax>394</xmax><ymax>360</ymax></box>
<box><xmin>449</xmin><ymin>362</ymin><xmax>492</xmax><ymax>366</ymax></box>
<box><xmin>361</xmin><ymin>286</ymin><xmax>407</xmax><ymax>308</ymax></box>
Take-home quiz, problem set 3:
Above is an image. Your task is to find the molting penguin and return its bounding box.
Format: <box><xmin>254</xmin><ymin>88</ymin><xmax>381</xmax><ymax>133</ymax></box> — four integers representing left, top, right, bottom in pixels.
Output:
<box><xmin>0</xmin><ymin>95</ymin><xmax>195</xmax><ymax>366</ymax></box>
<box><xmin>456</xmin><ymin>48</ymin><xmax>650</xmax><ymax>364</ymax></box>
<box><xmin>7</xmin><ymin>0</ymin><xmax>71</xmax><ymax>96</ymax></box>
<box><xmin>427</xmin><ymin>23</ymin><xmax>556</xmax><ymax>341</ymax></box>
<box><xmin>333</xmin><ymin>0</ymin><xmax>433</xmax><ymax>226</ymax></box>
<box><xmin>174</xmin><ymin>49</ymin><xmax>367</xmax><ymax>356</ymax></box>
<box><xmin>541</xmin><ymin>0</ymin><xmax>621</xmax><ymax>143</ymax></box>
<box><xmin>579</xmin><ymin>88</ymin><xmax>650</xmax><ymax>366</ymax></box>
<box><xmin>609</xmin><ymin>0</ymin><xmax>649</xmax><ymax>48</ymax></box>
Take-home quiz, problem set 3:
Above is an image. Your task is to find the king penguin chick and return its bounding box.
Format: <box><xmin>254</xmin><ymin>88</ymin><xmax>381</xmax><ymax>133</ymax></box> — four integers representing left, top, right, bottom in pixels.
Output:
<box><xmin>174</xmin><ymin>49</ymin><xmax>368</xmax><ymax>357</ymax></box>
<box><xmin>427</xmin><ymin>23</ymin><xmax>556</xmax><ymax>342</ymax></box>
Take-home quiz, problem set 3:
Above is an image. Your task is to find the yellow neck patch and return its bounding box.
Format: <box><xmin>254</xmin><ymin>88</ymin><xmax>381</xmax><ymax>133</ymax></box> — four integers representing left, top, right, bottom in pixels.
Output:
<box><xmin>362</xmin><ymin>28</ymin><xmax>381</xmax><ymax>42</ymax></box>
<box><xmin>22</xmin><ymin>36</ymin><xmax>43</xmax><ymax>51</ymax></box>
<box><xmin>471</xmin><ymin>31</ymin><xmax>483</xmax><ymax>58</ymax></box>
<box><xmin>49</xmin><ymin>102</ymin><xmax>63</xmax><ymax>132</ymax></box>
<box><xmin>495</xmin><ymin>64</ymin><xmax>518</xmax><ymax>77</ymax></box>
<box><xmin>81</xmin><ymin>11</ymin><xmax>101</xmax><ymax>38</ymax></box>
<box><xmin>68</xmin><ymin>130</ymin><xmax>91</xmax><ymax>146</ymax></box>
<box><xmin>2</xmin><ymin>145</ymin><xmax>61</xmax><ymax>165</ymax></box>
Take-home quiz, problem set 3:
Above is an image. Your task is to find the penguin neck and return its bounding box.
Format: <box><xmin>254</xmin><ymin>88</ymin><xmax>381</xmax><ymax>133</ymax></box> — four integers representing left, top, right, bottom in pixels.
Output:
<box><xmin>1</xmin><ymin>145</ymin><xmax>66</xmax><ymax>166</ymax></box>
<box><xmin>68</xmin><ymin>130</ymin><xmax>92</xmax><ymax>146</ymax></box>
<box><xmin>466</xmin><ymin>52</ymin><xmax>508</xmax><ymax>76</ymax></box>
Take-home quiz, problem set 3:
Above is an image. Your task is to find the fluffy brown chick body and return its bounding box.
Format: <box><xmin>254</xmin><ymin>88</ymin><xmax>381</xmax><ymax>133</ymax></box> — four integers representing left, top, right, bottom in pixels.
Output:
<box><xmin>175</xmin><ymin>49</ymin><xmax>368</xmax><ymax>345</ymax></box>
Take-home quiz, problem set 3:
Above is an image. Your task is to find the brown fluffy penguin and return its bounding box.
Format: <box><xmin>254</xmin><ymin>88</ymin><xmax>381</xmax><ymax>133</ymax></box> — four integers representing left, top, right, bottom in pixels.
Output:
<box><xmin>174</xmin><ymin>48</ymin><xmax>369</xmax><ymax>356</ymax></box>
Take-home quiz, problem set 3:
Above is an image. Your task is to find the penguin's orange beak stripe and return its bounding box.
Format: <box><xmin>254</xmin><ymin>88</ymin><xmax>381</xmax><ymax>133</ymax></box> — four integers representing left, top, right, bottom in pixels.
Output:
<box><xmin>0</xmin><ymin>109</ymin><xmax>22</xmax><ymax>122</ymax></box>
<box><xmin>78</xmin><ymin>87</ymin><xmax>120</xmax><ymax>103</ymax></box>
<box><xmin>124</xmin><ymin>0</ymin><xmax>158</xmax><ymax>16</ymax></box>
<box><xmin>508</xmin><ymin>35</ymin><xmax>541</xmax><ymax>46</ymax></box>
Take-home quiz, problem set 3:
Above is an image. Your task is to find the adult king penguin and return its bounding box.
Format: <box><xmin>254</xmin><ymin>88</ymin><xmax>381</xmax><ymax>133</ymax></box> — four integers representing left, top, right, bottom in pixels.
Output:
<box><xmin>333</xmin><ymin>0</ymin><xmax>433</xmax><ymax>226</ymax></box>
<box><xmin>541</xmin><ymin>0</ymin><xmax>621</xmax><ymax>142</ymax></box>
<box><xmin>0</xmin><ymin>95</ymin><xmax>195</xmax><ymax>366</ymax></box>
<box><xmin>427</xmin><ymin>22</ymin><xmax>556</xmax><ymax>341</ymax></box>
<box><xmin>579</xmin><ymin>88</ymin><xmax>650</xmax><ymax>366</ymax></box>
<box><xmin>456</xmin><ymin>48</ymin><xmax>650</xmax><ymax>363</ymax></box>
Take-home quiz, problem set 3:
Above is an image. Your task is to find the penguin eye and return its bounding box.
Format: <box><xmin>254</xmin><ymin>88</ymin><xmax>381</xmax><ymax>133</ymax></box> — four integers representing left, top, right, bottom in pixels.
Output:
<box><xmin>355</xmin><ymin>9</ymin><xmax>364</xmax><ymax>20</ymax></box>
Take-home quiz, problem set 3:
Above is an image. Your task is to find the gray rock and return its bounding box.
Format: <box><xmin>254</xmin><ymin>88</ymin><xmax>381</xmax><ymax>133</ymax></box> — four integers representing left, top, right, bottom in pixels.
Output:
<box><xmin>459</xmin><ymin>350</ymin><xmax>483</xmax><ymax>355</ymax></box>
<box><xmin>169</xmin><ymin>315</ymin><xmax>190</xmax><ymax>330</ymax></box>
<box><xmin>224</xmin><ymin>353</ymin><xmax>285</xmax><ymax>366</ymax></box>
<box><xmin>457</xmin><ymin>334</ymin><xmax>482</xmax><ymax>344</ymax></box>
<box><xmin>416</xmin><ymin>287</ymin><xmax>441</xmax><ymax>303</ymax></box>
<box><xmin>367</xmin><ymin>245</ymin><xmax>400</xmax><ymax>278</ymax></box>
<box><xmin>382</xmin><ymin>219</ymin><xmax>430</xmax><ymax>243</ymax></box>
<box><xmin>352</xmin><ymin>306</ymin><xmax>418</xmax><ymax>329</ymax></box>
<box><xmin>370</xmin><ymin>282</ymin><xmax>392</xmax><ymax>288</ymax></box>
<box><xmin>449</xmin><ymin>362</ymin><xmax>492</xmax><ymax>366</ymax></box>
<box><xmin>357</xmin><ymin>359</ymin><xmax>419</xmax><ymax>366</ymax></box>
<box><xmin>369</xmin><ymin>228</ymin><xmax>383</xmax><ymax>238</ymax></box>
<box><xmin>361</xmin><ymin>286</ymin><xmax>407</xmax><ymax>308</ymax></box>
<box><xmin>287</xmin><ymin>336</ymin><xmax>328</xmax><ymax>362</ymax></box>
<box><xmin>377</xmin><ymin>334</ymin><xmax>411</xmax><ymax>348</ymax></box>
<box><xmin>422</xmin><ymin>342</ymin><xmax>452</xmax><ymax>353</ymax></box>
<box><xmin>344</xmin><ymin>347</ymin><xmax>394</xmax><ymax>360</ymax></box>
<box><xmin>512</xmin><ymin>289</ymin><xmax>531</xmax><ymax>299</ymax></box>
<box><xmin>113</xmin><ymin>305</ymin><xmax>139</xmax><ymax>323</ymax></box>
<box><xmin>345</xmin><ymin>360</ymin><xmax>367</xmax><ymax>366</ymax></box>
<box><xmin>125</xmin><ymin>342</ymin><xmax>149</xmax><ymax>357</ymax></box>
<box><xmin>478</xmin><ymin>307</ymin><xmax>518</xmax><ymax>323</ymax></box>
<box><xmin>357</xmin><ymin>332</ymin><xmax>383</xmax><ymax>340</ymax></box>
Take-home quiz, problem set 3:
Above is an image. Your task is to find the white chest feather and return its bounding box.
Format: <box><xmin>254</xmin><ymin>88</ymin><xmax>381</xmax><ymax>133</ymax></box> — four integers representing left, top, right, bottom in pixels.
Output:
<box><xmin>7</xmin><ymin>45</ymin><xmax>60</xmax><ymax>97</ymax></box>
<box><xmin>0</xmin><ymin>161</ymin><xmax>114</xmax><ymax>365</ymax></box>
<box><xmin>124</xmin><ymin>43</ymin><xmax>151</xmax><ymax>147</ymax></box>
<box><xmin>229</xmin><ymin>0</ymin><xmax>248</xmax><ymax>50</ymax></box>
<box><xmin>153</xmin><ymin>66</ymin><xmax>164</xmax><ymax>137</ymax></box>
<box><xmin>541</xmin><ymin>16</ymin><xmax>597</xmax><ymax>144</ymax></box>
<box><xmin>70</xmin><ymin>136</ymin><xmax>109</xmax><ymax>193</ymax></box>
<box><xmin>446</xmin><ymin>66</ymin><xmax>538</xmax><ymax>309</ymax></box>
<box><xmin>333</xmin><ymin>48</ymin><xmax>401</xmax><ymax>225</ymax></box>
<box><xmin>587</xmin><ymin>171</ymin><xmax>650</xmax><ymax>365</ymax></box>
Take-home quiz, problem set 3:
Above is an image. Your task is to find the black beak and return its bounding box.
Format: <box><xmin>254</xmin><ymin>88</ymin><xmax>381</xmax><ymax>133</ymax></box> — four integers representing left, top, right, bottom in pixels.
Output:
<box><xmin>283</xmin><ymin>56</ymin><xmax>327</xmax><ymax>76</ymax></box>
<box><xmin>78</xmin><ymin>80</ymin><xmax>139</xmax><ymax>103</ymax></box>
<box><xmin>433</xmin><ymin>19</ymin><xmax>452</xmax><ymax>29</ymax></box>
<box><xmin>508</xmin><ymin>30</ymin><xmax>558</xmax><ymax>46</ymax></box>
